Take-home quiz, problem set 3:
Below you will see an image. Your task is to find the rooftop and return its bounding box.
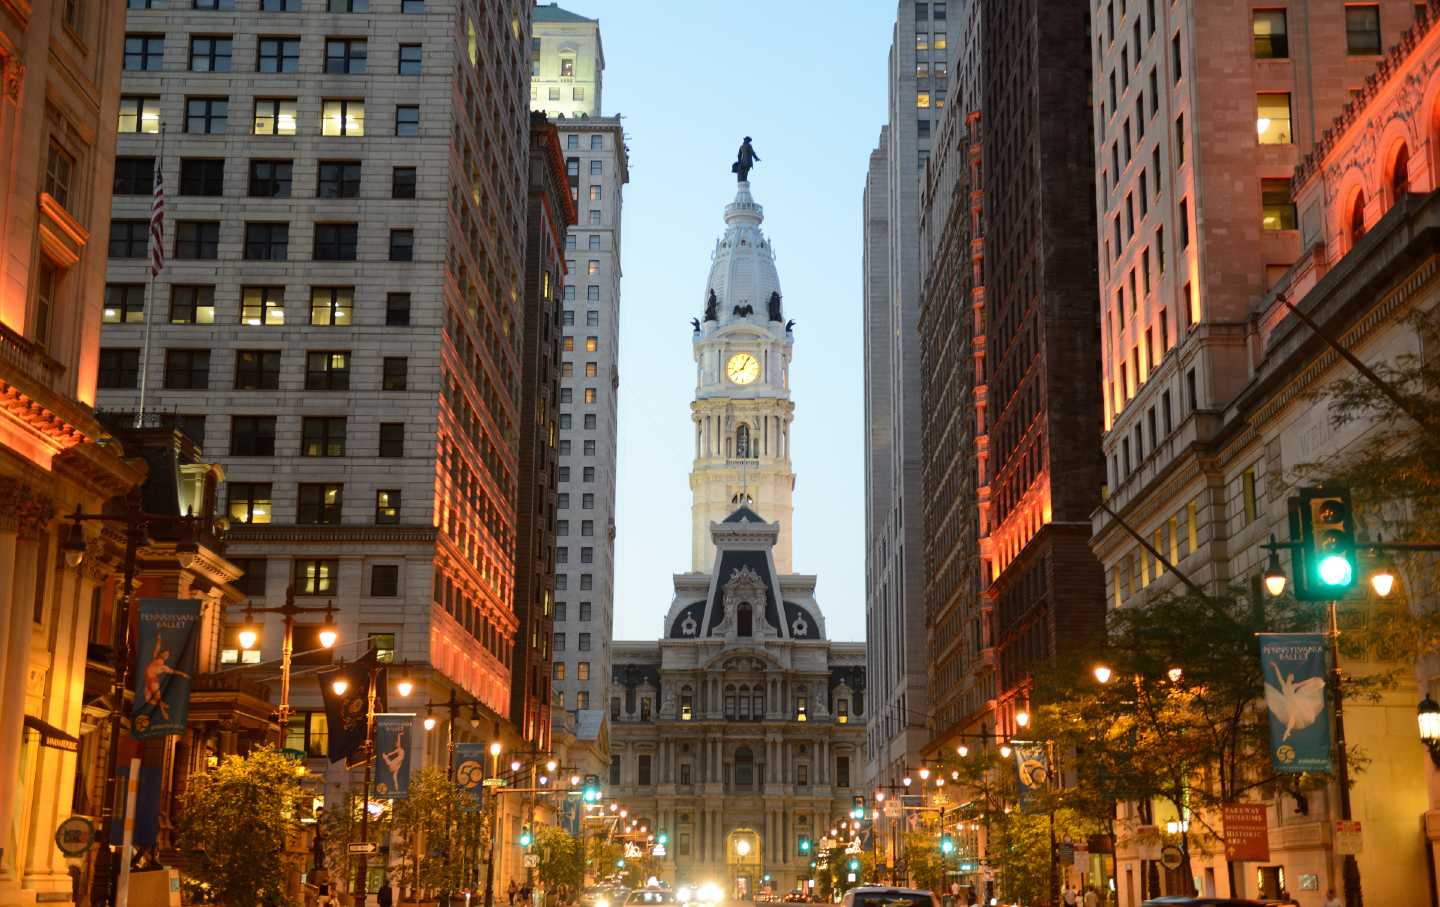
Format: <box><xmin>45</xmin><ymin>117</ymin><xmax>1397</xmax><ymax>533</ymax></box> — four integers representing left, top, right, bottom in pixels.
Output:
<box><xmin>533</xmin><ymin>3</ymin><xmax>595</xmax><ymax>24</ymax></box>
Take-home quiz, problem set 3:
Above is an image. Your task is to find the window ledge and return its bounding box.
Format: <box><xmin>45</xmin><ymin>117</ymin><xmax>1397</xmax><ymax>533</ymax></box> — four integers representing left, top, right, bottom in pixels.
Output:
<box><xmin>37</xmin><ymin>193</ymin><xmax>88</xmax><ymax>267</ymax></box>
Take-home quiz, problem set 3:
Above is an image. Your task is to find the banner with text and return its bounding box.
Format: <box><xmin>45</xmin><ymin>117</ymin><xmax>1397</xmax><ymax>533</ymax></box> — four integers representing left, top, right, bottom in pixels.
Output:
<box><xmin>1013</xmin><ymin>742</ymin><xmax>1050</xmax><ymax>815</ymax></box>
<box><xmin>132</xmin><ymin>599</ymin><xmax>201</xmax><ymax>738</ymax></box>
<box><xmin>1260</xmin><ymin>633</ymin><xmax>1331</xmax><ymax>773</ymax></box>
<box><xmin>1222</xmin><ymin>802</ymin><xmax>1270</xmax><ymax>862</ymax></box>
<box><xmin>372</xmin><ymin>713</ymin><xmax>413</xmax><ymax>798</ymax></box>
<box><xmin>453</xmin><ymin>743</ymin><xmax>490</xmax><ymax>806</ymax></box>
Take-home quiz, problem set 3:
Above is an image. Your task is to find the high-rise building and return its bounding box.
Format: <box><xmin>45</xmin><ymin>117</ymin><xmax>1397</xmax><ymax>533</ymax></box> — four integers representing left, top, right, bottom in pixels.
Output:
<box><xmin>530</xmin><ymin>3</ymin><xmax>603</xmax><ymax>119</ymax></box>
<box><xmin>607</xmin><ymin>176</ymin><xmax>865</xmax><ymax>895</ymax></box>
<box><xmin>959</xmin><ymin>0</ymin><xmax>1105</xmax><ymax>736</ymax></box>
<box><xmin>531</xmin><ymin>7</ymin><xmax>628</xmax><ymax>735</ymax></box>
<box><xmin>863</xmin><ymin>0</ymin><xmax>957</xmax><ymax>787</ymax></box>
<box><xmin>0</xmin><ymin>4</ymin><xmax>142</xmax><ymax>901</ymax></box>
<box><xmin>98</xmin><ymin>0</ymin><xmax>536</xmax><ymax>813</ymax></box>
<box><xmin>512</xmin><ymin>111</ymin><xmax>575</xmax><ymax>751</ymax></box>
<box><xmin>1091</xmin><ymin>0</ymin><xmax>1417</xmax><ymax>597</ymax></box>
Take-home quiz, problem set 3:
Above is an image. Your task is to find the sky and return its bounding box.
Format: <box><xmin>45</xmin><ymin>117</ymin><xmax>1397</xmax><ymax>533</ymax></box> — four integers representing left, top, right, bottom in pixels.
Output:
<box><xmin>577</xmin><ymin>1</ymin><xmax>899</xmax><ymax>642</ymax></box>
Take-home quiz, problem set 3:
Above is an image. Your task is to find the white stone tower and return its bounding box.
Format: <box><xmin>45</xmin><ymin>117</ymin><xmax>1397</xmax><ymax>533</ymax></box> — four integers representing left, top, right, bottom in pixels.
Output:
<box><xmin>689</xmin><ymin>180</ymin><xmax>797</xmax><ymax>574</ymax></box>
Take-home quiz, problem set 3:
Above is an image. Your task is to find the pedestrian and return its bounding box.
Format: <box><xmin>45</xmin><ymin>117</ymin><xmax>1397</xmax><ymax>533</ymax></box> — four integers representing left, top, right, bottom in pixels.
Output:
<box><xmin>1062</xmin><ymin>885</ymin><xmax>1077</xmax><ymax>907</ymax></box>
<box><xmin>1082</xmin><ymin>888</ymin><xmax>1098</xmax><ymax>907</ymax></box>
<box><xmin>509</xmin><ymin>882</ymin><xmax>519</xmax><ymax>907</ymax></box>
<box><xmin>377</xmin><ymin>876</ymin><xmax>394</xmax><ymax>907</ymax></box>
<box><xmin>1323</xmin><ymin>889</ymin><xmax>1342</xmax><ymax>907</ymax></box>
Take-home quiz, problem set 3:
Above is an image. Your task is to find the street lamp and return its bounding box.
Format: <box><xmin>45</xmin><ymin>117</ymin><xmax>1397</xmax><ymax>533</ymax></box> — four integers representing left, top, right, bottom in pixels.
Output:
<box><xmin>1015</xmin><ymin>710</ymin><xmax>1030</xmax><ymax>728</ymax></box>
<box><xmin>235</xmin><ymin>587</ymin><xmax>339</xmax><ymax>742</ymax></box>
<box><xmin>956</xmin><ymin>744</ymin><xmax>969</xmax><ymax>757</ymax></box>
<box><xmin>1263</xmin><ymin>542</ymin><xmax>1288</xmax><ymax>597</ymax></box>
<box><xmin>1093</xmin><ymin>665</ymin><xmax>1113</xmax><ymax>685</ymax></box>
<box><xmin>1369</xmin><ymin>548</ymin><xmax>1397</xmax><ymax>598</ymax></box>
<box><xmin>1167</xmin><ymin>667</ymin><xmax>1184</xmax><ymax>683</ymax></box>
<box><xmin>1418</xmin><ymin>695</ymin><xmax>1440</xmax><ymax>766</ymax></box>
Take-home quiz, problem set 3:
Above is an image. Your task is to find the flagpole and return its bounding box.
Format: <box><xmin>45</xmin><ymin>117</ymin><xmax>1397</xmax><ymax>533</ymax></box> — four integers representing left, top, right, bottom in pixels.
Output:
<box><xmin>135</xmin><ymin>122</ymin><xmax>166</xmax><ymax>428</ymax></box>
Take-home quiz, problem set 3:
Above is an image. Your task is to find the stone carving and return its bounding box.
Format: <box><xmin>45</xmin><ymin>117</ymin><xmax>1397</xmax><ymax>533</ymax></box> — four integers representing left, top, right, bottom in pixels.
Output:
<box><xmin>791</xmin><ymin>613</ymin><xmax>809</xmax><ymax>637</ymax></box>
<box><xmin>731</xmin><ymin>136</ymin><xmax>760</xmax><ymax>182</ymax></box>
<box><xmin>768</xmin><ymin>291</ymin><xmax>783</xmax><ymax>322</ymax></box>
<box><xmin>704</xmin><ymin>290</ymin><xmax>718</xmax><ymax>322</ymax></box>
<box><xmin>732</xmin><ymin>304</ymin><xmax>754</xmax><ymax>317</ymax></box>
<box><xmin>680</xmin><ymin>612</ymin><xmax>698</xmax><ymax>637</ymax></box>
<box><xmin>0</xmin><ymin>477</ymin><xmax>55</xmax><ymax>539</ymax></box>
<box><xmin>721</xmin><ymin>565</ymin><xmax>769</xmax><ymax>639</ymax></box>
<box><xmin>1</xmin><ymin>51</ymin><xmax>24</xmax><ymax>101</ymax></box>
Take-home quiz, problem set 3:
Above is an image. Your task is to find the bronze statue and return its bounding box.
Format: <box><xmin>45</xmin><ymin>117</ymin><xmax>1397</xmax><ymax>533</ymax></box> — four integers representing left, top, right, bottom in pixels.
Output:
<box><xmin>690</xmin><ymin>317</ymin><xmax>701</xmax><ymax>333</ymax></box>
<box><xmin>704</xmin><ymin>289</ymin><xmax>718</xmax><ymax>321</ymax></box>
<box><xmin>731</xmin><ymin>136</ymin><xmax>760</xmax><ymax>182</ymax></box>
<box><xmin>768</xmin><ymin>291</ymin><xmax>783</xmax><ymax>321</ymax></box>
<box><xmin>785</xmin><ymin>319</ymin><xmax>796</xmax><ymax>333</ymax></box>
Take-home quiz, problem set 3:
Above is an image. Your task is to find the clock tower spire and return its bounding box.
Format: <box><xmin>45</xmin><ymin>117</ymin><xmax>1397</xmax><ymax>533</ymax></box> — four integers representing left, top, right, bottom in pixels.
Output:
<box><xmin>689</xmin><ymin>178</ymin><xmax>797</xmax><ymax>573</ymax></box>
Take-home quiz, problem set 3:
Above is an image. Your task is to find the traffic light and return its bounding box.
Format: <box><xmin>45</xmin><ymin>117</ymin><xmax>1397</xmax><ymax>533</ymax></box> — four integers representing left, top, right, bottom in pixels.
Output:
<box><xmin>657</xmin><ymin>832</ymin><xmax>668</xmax><ymax>846</ymax></box>
<box><xmin>847</xmin><ymin>858</ymin><xmax>860</xmax><ymax>872</ymax></box>
<box><xmin>1290</xmin><ymin>487</ymin><xmax>1358</xmax><ymax>601</ymax></box>
<box><xmin>851</xmin><ymin>796</ymin><xmax>865</xmax><ymax>820</ymax></box>
<box><xmin>519</xmin><ymin>825</ymin><xmax>533</xmax><ymax>847</ymax></box>
<box><xmin>798</xmin><ymin>836</ymin><xmax>812</xmax><ymax>855</ymax></box>
<box><xmin>582</xmin><ymin>774</ymin><xmax>602</xmax><ymax>803</ymax></box>
<box><xmin>939</xmin><ymin>835</ymin><xmax>956</xmax><ymax>855</ymax></box>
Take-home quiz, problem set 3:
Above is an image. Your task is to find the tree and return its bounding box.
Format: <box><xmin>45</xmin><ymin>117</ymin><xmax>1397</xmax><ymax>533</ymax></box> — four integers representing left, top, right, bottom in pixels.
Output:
<box><xmin>177</xmin><ymin>746</ymin><xmax>309</xmax><ymax>907</ymax></box>
<box><xmin>391</xmin><ymin>769</ymin><xmax>487</xmax><ymax>899</ymax></box>
<box><xmin>318</xmin><ymin>783</ymin><xmax>395</xmax><ymax>897</ymax></box>
<box><xmin>533</xmin><ymin>826</ymin><xmax>583</xmax><ymax>891</ymax></box>
<box><xmin>586</xmin><ymin>836</ymin><xmax>623</xmax><ymax>885</ymax></box>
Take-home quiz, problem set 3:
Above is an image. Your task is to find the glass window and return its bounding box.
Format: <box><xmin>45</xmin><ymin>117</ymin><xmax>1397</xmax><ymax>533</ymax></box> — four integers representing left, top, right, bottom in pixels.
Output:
<box><xmin>228</xmin><ymin>483</ymin><xmax>273</xmax><ymax>524</ymax></box>
<box><xmin>1252</xmin><ymin>9</ymin><xmax>1288</xmax><ymax>58</ymax></box>
<box><xmin>103</xmin><ymin>285</ymin><xmax>146</xmax><ymax>324</ymax></box>
<box><xmin>297</xmin><ymin>483</ymin><xmax>344</xmax><ymax>524</ymax></box>
<box><xmin>253</xmin><ymin>99</ymin><xmax>298</xmax><ymax>136</ymax></box>
<box><xmin>249</xmin><ymin>160</ymin><xmax>293</xmax><ymax>198</ymax></box>
<box><xmin>234</xmin><ymin>349</ymin><xmax>282</xmax><ymax>389</ymax></box>
<box><xmin>241</xmin><ymin>287</ymin><xmax>285</xmax><ymax>326</ymax></box>
<box><xmin>244</xmin><ymin>222</ymin><xmax>289</xmax><ymax>260</ymax></box>
<box><xmin>294</xmin><ymin>558</ymin><xmax>339</xmax><ymax>595</ymax></box>
<box><xmin>179</xmin><ymin>158</ymin><xmax>224</xmax><ymax>196</ymax></box>
<box><xmin>174</xmin><ymin>221</ymin><xmax>220</xmax><ymax>259</ymax></box>
<box><xmin>385</xmin><ymin>293</ymin><xmax>411</xmax><ymax>326</ymax></box>
<box><xmin>189</xmin><ymin>35</ymin><xmax>232</xmax><ymax>71</ymax></box>
<box><xmin>378</xmin><ymin>423</ymin><xmax>404</xmax><ymax>457</ymax></box>
<box><xmin>230</xmin><ymin>415</ymin><xmax>277</xmax><ymax>456</ymax></box>
<box><xmin>392</xmin><ymin>167</ymin><xmax>417</xmax><ymax>199</ymax></box>
<box><xmin>163</xmin><ymin>349</ymin><xmax>210</xmax><ymax>388</ymax></box>
<box><xmin>113</xmin><ymin>157</ymin><xmax>155</xmax><ymax>196</ymax></box>
<box><xmin>324</xmin><ymin>38</ymin><xmax>367</xmax><ymax>74</ymax></box>
<box><xmin>257</xmin><ymin>37</ymin><xmax>300</xmax><ymax>73</ymax></box>
<box><xmin>398</xmin><ymin>44</ymin><xmax>422</xmax><ymax>74</ymax></box>
<box><xmin>118</xmin><ymin>97</ymin><xmax>162</xmax><ymax>134</ymax></box>
<box><xmin>1261</xmin><ymin>178</ymin><xmax>1297</xmax><ymax>231</ymax></box>
<box><xmin>1256</xmin><ymin>92</ymin><xmax>1292</xmax><ymax>144</ymax></box>
<box><xmin>389</xmin><ymin>229</ymin><xmax>414</xmax><ymax>261</ymax></box>
<box><xmin>169</xmin><ymin>285</ymin><xmax>215</xmax><ymax>324</ymax></box>
<box><xmin>313</xmin><ymin>223</ymin><xmax>359</xmax><ymax>260</ymax></box>
<box><xmin>124</xmin><ymin>35</ymin><xmax>165</xmax><ymax>71</ymax></box>
<box><xmin>371</xmin><ymin>567</ymin><xmax>399</xmax><ymax>597</ymax></box>
<box><xmin>395</xmin><ymin>105</ymin><xmax>420</xmax><ymax>137</ymax></box>
<box><xmin>184</xmin><ymin>97</ymin><xmax>228</xmax><ymax>135</ymax></box>
<box><xmin>375</xmin><ymin>489</ymin><xmax>401</xmax><ymax>524</ymax></box>
<box><xmin>1346</xmin><ymin>5</ymin><xmax>1382</xmax><ymax>55</ymax></box>
<box><xmin>322</xmin><ymin>100</ymin><xmax>364</xmax><ymax>136</ymax></box>
<box><xmin>317</xmin><ymin>161</ymin><xmax>362</xmax><ymax>198</ymax></box>
<box><xmin>309</xmin><ymin>287</ymin><xmax>354</xmax><ymax>325</ymax></box>
<box><xmin>304</xmin><ymin>351</ymin><xmax>351</xmax><ymax>390</ymax></box>
<box><xmin>382</xmin><ymin>357</ymin><xmax>407</xmax><ymax>390</ymax></box>
<box><xmin>98</xmin><ymin>349</ymin><xmax>141</xmax><ymax>388</ymax></box>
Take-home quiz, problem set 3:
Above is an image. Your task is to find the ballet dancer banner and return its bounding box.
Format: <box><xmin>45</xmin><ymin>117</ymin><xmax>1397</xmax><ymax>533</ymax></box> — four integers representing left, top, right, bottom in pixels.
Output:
<box><xmin>131</xmin><ymin>599</ymin><xmax>201</xmax><ymax>739</ymax></box>
<box><xmin>1260</xmin><ymin>633</ymin><xmax>1331</xmax><ymax>773</ymax></box>
<box><xmin>373</xmin><ymin>713</ymin><xmax>413</xmax><ymax>798</ymax></box>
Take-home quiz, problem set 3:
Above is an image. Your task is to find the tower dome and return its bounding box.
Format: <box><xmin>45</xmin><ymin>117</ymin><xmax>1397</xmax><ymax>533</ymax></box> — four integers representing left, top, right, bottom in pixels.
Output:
<box><xmin>704</xmin><ymin>181</ymin><xmax>782</xmax><ymax>321</ymax></box>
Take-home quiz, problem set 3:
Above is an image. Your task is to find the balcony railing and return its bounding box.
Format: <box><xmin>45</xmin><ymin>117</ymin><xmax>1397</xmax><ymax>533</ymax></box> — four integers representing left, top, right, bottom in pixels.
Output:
<box><xmin>0</xmin><ymin>322</ymin><xmax>65</xmax><ymax>392</ymax></box>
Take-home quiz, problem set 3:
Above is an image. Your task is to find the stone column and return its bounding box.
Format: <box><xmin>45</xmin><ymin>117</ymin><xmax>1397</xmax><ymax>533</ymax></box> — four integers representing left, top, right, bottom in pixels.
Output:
<box><xmin>0</xmin><ymin>528</ymin><xmax>39</xmax><ymax>886</ymax></box>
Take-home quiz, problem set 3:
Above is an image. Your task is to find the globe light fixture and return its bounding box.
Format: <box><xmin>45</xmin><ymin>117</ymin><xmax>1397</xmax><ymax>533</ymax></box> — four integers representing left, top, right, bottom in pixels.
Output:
<box><xmin>546</xmin><ymin>759</ymin><xmax>558</xmax><ymax>772</ymax></box>
<box><xmin>1000</xmin><ymin>744</ymin><xmax>1012</xmax><ymax>758</ymax></box>
<box><xmin>331</xmin><ymin>677</ymin><xmax>349</xmax><ymax>696</ymax></box>
<box><xmin>238</xmin><ymin>624</ymin><xmax>260</xmax><ymax>651</ymax></box>
<box><xmin>902</xmin><ymin>776</ymin><xmax>912</xmax><ymax>787</ymax></box>
<box><xmin>1167</xmin><ymin>667</ymin><xmax>1184</xmax><ymax>683</ymax></box>
<box><xmin>395</xmin><ymin>677</ymin><xmax>415</xmax><ymax>697</ymax></box>
<box><xmin>1263</xmin><ymin>541</ymin><xmax>1288</xmax><ymax>597</ymax></box>
<box><xmin>1418</xmin><ymin>695</ymin><xmax>1440</xmax><ymax>766</ymax></box>
<box><xmin>489</xmin><ymin>741</ymin><xmax>502</xmax><ymax>757</ymax></box>
<box><xmin>511</xmin><ymin>759</ymin><xmax>522</xmax><ymax>772</ymax></box>
<box><xmin>875</xmin><ymin>790</ymin><xmax>886</xmax><ymax>802</ymax></box>
<box><xmin>571</xmin><ymin>774</ymin><xmax>581</xmax><ymax>786</ymax></box>
<box><xmin>423</xmin><ymin>708</ymin><xmax>437</xmax><ymax>731</ymax></box>
<box><xmin>1370</xmin><ymin>550</ymin><xmax>1397</xmax><ymax>598</ymax></box>
<box><xmin>957</xmin><ymin>744</ymin><xmax>969</xmax><ymax>757</ymax></box>
<box><xmin>1093</xmin><ymin>665</ymin><xmax>1113</xmax><ymax>685</ymax></box>
<box><xmin>918</xmin><ymin>767</ymin><xmax>930</xmax><ymax>781</ymax></box>
<box><xmin>1015</xmin><ymin>710</ymin><xmax>1030</xmax><ymax>728</ymax></box>
<box><xmin>318</xmin><ymin>622</ymin><xmax>339</xmax><ymax>649</ymax></box>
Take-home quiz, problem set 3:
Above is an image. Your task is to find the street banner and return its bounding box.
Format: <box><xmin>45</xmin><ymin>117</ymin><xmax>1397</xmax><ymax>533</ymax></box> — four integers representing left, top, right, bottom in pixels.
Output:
<box><xmin>1333</xmin><ymin>820</ymin><xmax>1363</xmax><ymax>855</ymax></box>
<box><xmin>319</xmin><ymin>651</ymin><xmax>378</xmax><ymax>763</ymax></box>
<box><xmin>1072</xmin><ymin>843</ymin><xmax>1090</xmax><ymax>872</ymax></box>
<box><xmin>1260</xmin><ymin>633</ymin><xmax>1331</xmax><ymax>773</ymax></box>
<box><xmin>131</xmin><ymin>599</ymin><xmax>201</xmax><ymax>738</ymax></box>
<box><xmin>560</xmin><ymin>795</ymin><xmax>581</xmax><ymax>835</ymax></box>
<box><xmin>1012</xmin><ymin>742</ymin><xmax>1050</xmax><ymax>815</ymax></box>
<box><xmin>1222</xmin><ymin>803</ymin><xmax>1270</xmax><ymax>862</ymax></box>
<box><xmin>372</xmin><ymin>713</ymin><xmax>413</xmax><ymax>798</ymax></box>
<box><xmin>453</xmin><ymin>743</ymin><xmax>490</xmax><ymax>806</ymax></box>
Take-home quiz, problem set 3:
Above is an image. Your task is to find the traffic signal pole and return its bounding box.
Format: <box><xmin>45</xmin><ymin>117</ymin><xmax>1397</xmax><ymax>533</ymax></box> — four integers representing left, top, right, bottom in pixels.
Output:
<box><xmin>1327</xmin><ymin>598</ymin><xmax>1363</xmax><ymax>907</ymax></box>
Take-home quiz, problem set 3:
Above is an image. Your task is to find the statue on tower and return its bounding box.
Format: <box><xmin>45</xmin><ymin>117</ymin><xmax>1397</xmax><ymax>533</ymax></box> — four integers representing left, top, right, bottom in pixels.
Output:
<box><xmin>704</xmin><ymin>289</ymin><xmax>718</xmax><ymax>322</ymax></box>
<box><xmin>731</xmin><ymin>136</ymin><xmax>760</xmax><ymax>182</ymax></box>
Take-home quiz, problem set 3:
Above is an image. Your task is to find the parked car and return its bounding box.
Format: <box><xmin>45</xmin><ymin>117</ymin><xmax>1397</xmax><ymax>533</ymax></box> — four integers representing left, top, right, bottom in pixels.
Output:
<box><xmin>1141</xmin><ymin>898</ymin><xmax>1300</xmax><ymax>907</ymax></box>
<box><xmin>840</xmin><ymin>887</ymin><xmax>941</xmax><ymax>907</ymax></box>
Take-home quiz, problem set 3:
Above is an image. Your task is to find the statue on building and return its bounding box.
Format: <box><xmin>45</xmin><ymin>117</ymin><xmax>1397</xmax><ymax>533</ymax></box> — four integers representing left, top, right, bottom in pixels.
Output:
<box><xmin>704</xmin><ymin>289</ymin><xmax>718</xmax><ymax>321</ymax></box>
<box><xmin>768</xmin><ymin>291</ymin><xmax>783</xmax><ymax>322</ymax></box>
<box><xmin>732</xmin><ymin>136</ymin><xmax>760</xmax><ymax>182</ymax></box>
<box><xmin>691</xmin><ymin>317</ymin><xmax>701</xmax><ymax>333</ymax></box>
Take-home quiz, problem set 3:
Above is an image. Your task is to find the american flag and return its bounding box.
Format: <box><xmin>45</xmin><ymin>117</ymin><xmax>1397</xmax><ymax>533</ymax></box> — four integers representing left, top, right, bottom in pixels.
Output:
<box><xmin>149</xmin><ymin>164</ymin><xmax>165</xmax><ymax>276</ymax></box>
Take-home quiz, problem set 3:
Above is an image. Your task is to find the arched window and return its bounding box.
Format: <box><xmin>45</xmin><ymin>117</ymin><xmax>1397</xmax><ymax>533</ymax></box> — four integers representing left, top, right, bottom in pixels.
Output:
<box><xmin>680</xmin><ymin>685</ymin><xmax>694</xmax><ymax>721</ymax></box>
<box><xmin>734</xmin><ymin>746</ymin><xmax>754</xmax><ymax>789</ymax></box>
<box><xmin>1350</xmin><ymin>191</ymin><xmax>1368</xmax><ymax>246</ymax></box>
<box><xmin>737</xmin><ymin>602</ymin><xmax>753</xmax><ymax>637</ymax></box>
<box><xmin>724</xmin><ymin>684</ymin><xmax>736</xmax><ymax>719</ymax></box>
<box><xmin>736</xmin><ymin>424</ymin><xmax>751</xmax><ymax>458</ymax></box>
<box><xmin>1392</xmin><ymin>144</ymin><xmax>1411</xmax><ymax>199</ymax></box>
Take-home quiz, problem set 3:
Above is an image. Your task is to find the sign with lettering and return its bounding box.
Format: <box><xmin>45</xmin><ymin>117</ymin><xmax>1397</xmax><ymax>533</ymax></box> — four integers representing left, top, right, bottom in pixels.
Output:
<box><xmin>1222</xmin><ymin>803</ymin><xmax>1269</xmax><ymax>862</ymax></box>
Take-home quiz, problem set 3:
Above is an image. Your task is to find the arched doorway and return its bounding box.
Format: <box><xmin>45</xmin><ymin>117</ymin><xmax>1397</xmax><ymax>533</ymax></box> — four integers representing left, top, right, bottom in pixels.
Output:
<box><xmin>726</xmin><ymin>829</ymin><xmax>762</xmax><ymax>900</ymax></box>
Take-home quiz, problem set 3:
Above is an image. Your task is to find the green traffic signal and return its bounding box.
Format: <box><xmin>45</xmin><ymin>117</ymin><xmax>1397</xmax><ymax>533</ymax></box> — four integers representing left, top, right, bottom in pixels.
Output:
<box><xmin>1291</xmin><ymin>487</ymin><xmax>1358</xmax><ymax>600</ymax></box>
<box><xmin>939</xmin><ymin>835</ymin><xmax>956</xmax><ymax>855</ymax></box>
<box><xmin>847</xmin><ymin>858</ymin><xmax>860</xmax><ymax>871</ymax></box>
<box><xmin>519</xmin><ymin>825</ymin><xmax>533</xmax><ymax>847</ymax></box>
<box><xmin>798</xmin><ymin>836</ymin><xmax>811</xmax><ymax>854</ymax></box>
<box><xmin>657</xmin><ymin>832</ymin><xmax>669</xmax><ymax>845</ymax></box>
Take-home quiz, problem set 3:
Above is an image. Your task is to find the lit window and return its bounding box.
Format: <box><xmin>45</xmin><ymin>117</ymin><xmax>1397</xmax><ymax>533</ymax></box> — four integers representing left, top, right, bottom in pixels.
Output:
<box><xmin>1260</xmin><ymin>179</ymin><xmax>1296</xmax><ymax>231</ymax></box>
<box><xmin>322</xmin><ymin>100</ymin><xmax>365</xmax><ymax>136</ymax></box>
<box><xmin>254</xmin><ymin>99</ymin><xmax>298</xmax><ymax>136</ymax></box>
<box><xmin>1256</xmin><ymin>93</ymin><xmax>1292</xmax><ymax>144</ymax></box>
<box><xmin>916</xmin><ymin>92</ymin><xmax>931</xmax><ymax>108</ymax></box>
<box><xmin>118</xmin><ymin>97</ymin><xmax>162</xmax><ymax>134</ymax></box>
<box><xmin>1252</xmin><ymin>9</ymin><xmax>1288</xmax><ymax>58</ymax></box>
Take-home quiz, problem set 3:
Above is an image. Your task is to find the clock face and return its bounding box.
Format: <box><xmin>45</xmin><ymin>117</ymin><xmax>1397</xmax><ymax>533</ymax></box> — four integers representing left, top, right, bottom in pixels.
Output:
<box><xmin>726</xmin><ymin>353</ymin><xmax>760</xmax><ymax>385</ymax></box>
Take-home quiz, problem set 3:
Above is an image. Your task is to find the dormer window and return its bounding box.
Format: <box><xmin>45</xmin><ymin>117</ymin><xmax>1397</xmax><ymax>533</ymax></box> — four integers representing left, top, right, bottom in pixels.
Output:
<box><xmin>560</xmin><ymin>56</ymin><xmax>575</xmax><ymax>77</ymax></box>
<box><xmin>737</xmin><ymin>602</ymin><xmax>753</xmax><ymax>637</ymax></box>
<box><xmin>837</xmin><ymin>699</ymin><xmax>850</xmax><ymax>724</ymax></box>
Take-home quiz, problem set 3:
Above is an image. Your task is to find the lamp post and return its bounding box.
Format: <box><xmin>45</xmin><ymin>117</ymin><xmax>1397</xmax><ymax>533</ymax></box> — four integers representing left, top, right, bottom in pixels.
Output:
<box><xmin>237</xmin><ymin>585</ymin><xmax>339</xmax><ymax>744</ymax></box>
<box><xmin>484</xmin><ymin>740</ymin><xmax>502</xmax><ymax>907</ymax></box>
<box><xmin>61</xmin><ymin>494</ymin><xmax>203</xmax><ymax>907</ymax></box>
<box><xmin>332</xmin><ymin>659</ymin><xmax>416</xmax><ymax>907</ymax></box>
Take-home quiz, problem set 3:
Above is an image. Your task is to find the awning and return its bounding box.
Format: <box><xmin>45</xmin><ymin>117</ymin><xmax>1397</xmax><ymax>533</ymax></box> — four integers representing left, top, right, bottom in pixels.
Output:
<box><xmin>23</xmin><ymin>715</ymin><xmax>80</xmax><ymax>752</ymax></box>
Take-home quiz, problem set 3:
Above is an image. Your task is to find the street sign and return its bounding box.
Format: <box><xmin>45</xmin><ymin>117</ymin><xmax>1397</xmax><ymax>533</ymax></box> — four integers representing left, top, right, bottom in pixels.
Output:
<box><xmin>1222</xmin><ymin>803</ymin><xmax>1270</xmax><ymax>862</ymax></box>
<box><xmin>1159</xmin><ymin>846</ymin><xmax>1184</xmax><ymax>871</ymax></box>
<box><xmin>348</xmin><ymin>843</ymin><xmax>379</xmax><ymax>854</ymax></box>
<box><xmin>883</xmin><ymin>802</ymin><xmax>900</xmax><ymax>819</ymax></box>
<box><xmin>482</xmin><ymin>778</ymin><xmax>508</xmax><ymax>788</ymax></box>
<box><xmin>1334</xmin><ymin>820</ymin><xmax>1363</xmax><ymax>855</ymax></box>
<box><xmin>54</xmin><ymin>816</ymin><xmax>94</xmax><ymax>856</ymax></box>
<box><xmin>1072</xmin><ymin>844</ymin><xmax>1090</xmax><ymax>872</ymax></box>
<box><xmin>651</xmin><ymin>844</ymin><xmax>667</xmax><ymax>857</ymax></box>
<box><xmin>524</xmin><ymin>854</ymin><xmax>539</xmax><ymax>868</ymax></box>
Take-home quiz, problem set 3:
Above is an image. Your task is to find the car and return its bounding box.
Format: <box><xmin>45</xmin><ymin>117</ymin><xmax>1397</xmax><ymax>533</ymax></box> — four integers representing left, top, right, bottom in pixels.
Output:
<box><xmin>840</xmin><ymin>887</ymin><xmax>941</xmax><ymax>907</ymax></box>
<box><xmin>1140</xmin><ymin>899</ymin><xmax>1299</xmax><ymax>907</ymax></box>
<box><xmin>625</xmin><ymin>890</ymin><xmax>678</xmax><ymax>906</ymax></box>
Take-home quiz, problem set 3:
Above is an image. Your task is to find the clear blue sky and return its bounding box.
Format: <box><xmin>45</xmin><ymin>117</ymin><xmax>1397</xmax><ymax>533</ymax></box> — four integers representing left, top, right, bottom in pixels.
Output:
<box><xmin>584</xmin><ymin>1</ymin><xmax>898</xmax><ymax>642</ymax></box>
